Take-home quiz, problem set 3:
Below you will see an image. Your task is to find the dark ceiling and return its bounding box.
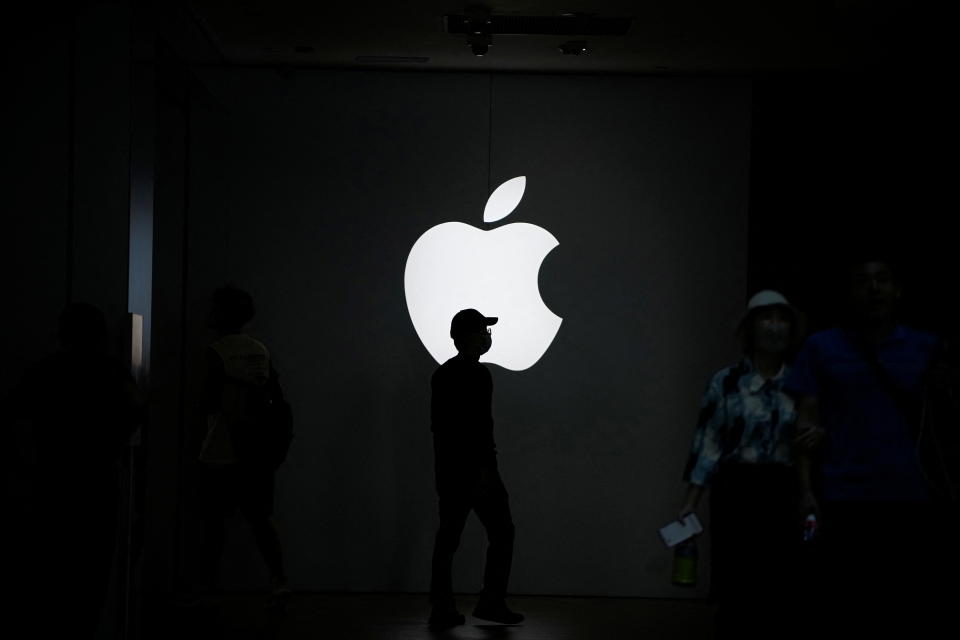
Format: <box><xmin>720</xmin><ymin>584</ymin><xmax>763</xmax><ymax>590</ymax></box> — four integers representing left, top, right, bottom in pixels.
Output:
<box><xmin>183</xmin><ymin>1</ymin><xmax>923</xmax><ymax>73</ymax></box>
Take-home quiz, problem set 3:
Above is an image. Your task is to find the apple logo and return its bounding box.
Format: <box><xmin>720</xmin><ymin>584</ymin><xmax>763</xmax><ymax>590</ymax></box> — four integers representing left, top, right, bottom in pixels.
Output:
<box><xmin>404</xmin><ymin>176</ymin><xmax>562</xmax><ymax>371</ymax></box>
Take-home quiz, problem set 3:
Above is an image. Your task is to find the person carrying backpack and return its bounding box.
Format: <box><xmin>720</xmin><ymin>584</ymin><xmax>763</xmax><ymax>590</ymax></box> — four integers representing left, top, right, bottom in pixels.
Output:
<box><xmin>195</xmin><ymin>285</ymin><xmax>293</xmax><ymax>604</ymax></box>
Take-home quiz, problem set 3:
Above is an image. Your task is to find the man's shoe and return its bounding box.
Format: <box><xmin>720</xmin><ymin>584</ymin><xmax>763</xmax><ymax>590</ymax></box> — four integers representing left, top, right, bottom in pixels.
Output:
<box><xmin>472</xmin><ymin>600</ymin><xmax>524</xmax><ymax>624</ymax></box>
<box><xmin>428</xmin><ymin>607</ymin><xmax>466</xmax><ymax>629</ymax></box>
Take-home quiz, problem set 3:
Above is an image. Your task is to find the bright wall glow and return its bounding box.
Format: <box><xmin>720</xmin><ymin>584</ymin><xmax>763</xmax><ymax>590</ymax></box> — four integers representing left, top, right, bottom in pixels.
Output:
<box><xmin>130</xmin><ymin>312</ymin><xmax>144</xmax><ymax>382</ymax></box>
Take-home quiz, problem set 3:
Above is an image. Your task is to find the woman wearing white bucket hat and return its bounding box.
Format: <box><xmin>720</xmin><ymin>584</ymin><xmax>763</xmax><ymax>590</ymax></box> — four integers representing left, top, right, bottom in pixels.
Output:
<box><xmin>678</xmin><ymin>290</ymin><xmax>803</xmax><ymax>640</ymax></box>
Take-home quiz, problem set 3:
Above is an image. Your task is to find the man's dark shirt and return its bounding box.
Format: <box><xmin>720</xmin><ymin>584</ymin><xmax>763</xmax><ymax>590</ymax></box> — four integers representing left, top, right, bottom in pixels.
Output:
<box><xmin>431</xmin><ymin>355</ymin><xmax>498</xmax><ymax>487</ymax></box>
<box><xmin>13</xmin><ymin>350</ymin><xmax>141</xmax><ymax>477</ymax></box>
<box><xmin>785</xmin><ymin>326</ymin><xmax>939</xmax><ymax>501</ymax></box>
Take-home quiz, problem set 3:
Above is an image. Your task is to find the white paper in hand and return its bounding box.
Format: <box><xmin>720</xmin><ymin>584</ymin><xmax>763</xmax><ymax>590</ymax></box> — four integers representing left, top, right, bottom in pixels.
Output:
<box><xmin>658</xmin><ymin>514</ymin><xmax>703</xmax><ymax>548</ymax></box>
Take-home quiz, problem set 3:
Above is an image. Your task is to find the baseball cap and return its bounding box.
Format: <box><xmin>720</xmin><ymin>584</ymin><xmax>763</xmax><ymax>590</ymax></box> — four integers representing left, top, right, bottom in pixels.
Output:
<box><xmin>450</xmin><ymin>309</ymin><xmax>498</xmax><ymax>340</ymax></box>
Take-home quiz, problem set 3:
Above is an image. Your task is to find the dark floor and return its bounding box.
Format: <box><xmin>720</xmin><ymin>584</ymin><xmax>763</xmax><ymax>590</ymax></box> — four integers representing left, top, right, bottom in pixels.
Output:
<box><xmin>147</xmin><ymin>593</ymin><xmax>716</xmax><ymax>640</ymax></box>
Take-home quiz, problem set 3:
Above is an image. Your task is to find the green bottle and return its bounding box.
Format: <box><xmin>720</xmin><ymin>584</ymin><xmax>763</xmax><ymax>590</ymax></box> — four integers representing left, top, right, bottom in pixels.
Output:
<box><xmin>671</xmin><ymin>538</ymin><xmax>698</xmax><ymax>586</ymax></box>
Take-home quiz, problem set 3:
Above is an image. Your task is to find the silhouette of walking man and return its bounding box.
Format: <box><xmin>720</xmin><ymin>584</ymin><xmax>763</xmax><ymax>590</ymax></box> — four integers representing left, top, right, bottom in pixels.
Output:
<box><xmin>194</xmin><ymin>286</ymin><xmax>291</xmax><ymax>605</ymax></box>
<box><xmin>11</xmin><ymin>302</ymin><xmax>144</xmax><ymax>636</ymax></box>
<box><xmin>428</xmin><ymin>309</ymin><xmax>523</xmax><ymax>629</ymax></box>
<box><xmin>787</xmin><ymin>256</ymin><xmax>945</xmax><ymax>635</ymax></box>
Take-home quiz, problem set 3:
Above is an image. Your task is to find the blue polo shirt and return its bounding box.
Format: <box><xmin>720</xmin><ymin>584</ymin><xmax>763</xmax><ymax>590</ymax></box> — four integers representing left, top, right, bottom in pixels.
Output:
<box><xmin>784</xmin><ymin>326</ymin><xmax>940</xmax><ymax>501</ymax></box>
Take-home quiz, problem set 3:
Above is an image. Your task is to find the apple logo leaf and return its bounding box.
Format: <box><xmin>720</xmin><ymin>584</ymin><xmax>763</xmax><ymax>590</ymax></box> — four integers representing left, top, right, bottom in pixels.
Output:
<box><xmin>483</xmin><ymin>176</ymin><xmax>526</xmax><ymax>223</ymax></box>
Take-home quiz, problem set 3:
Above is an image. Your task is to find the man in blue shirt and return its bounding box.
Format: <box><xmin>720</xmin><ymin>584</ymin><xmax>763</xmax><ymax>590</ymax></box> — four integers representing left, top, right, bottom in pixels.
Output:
<box><xmin>786</xmin><ymin>256</ymin><xmax>942</xmax><ymax>634</ymax></box>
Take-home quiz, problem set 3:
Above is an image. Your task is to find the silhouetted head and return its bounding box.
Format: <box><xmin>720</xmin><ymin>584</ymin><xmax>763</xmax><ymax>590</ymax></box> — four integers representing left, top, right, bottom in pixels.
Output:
<box><xmin>450</xmin><ymin>309</ymin><xmax>496</xmax><ymax>360</ymax></box>
<box><xmin>208</xmin><ymin>285</ymin><xmax>255</xmax><ymax>335</ymax></box>
<box><xmin>737</xmin><ymin>290</ymin><xmax>800</xmax><ymax>359</ymax></box>
<box><xmin>844</xmin><ymin>255</ymin><xmax>901</xmax><ymax>326</ymax></box>
<box><xmin>58</xmin><ymin>302</ymin><xmax>108</xmax><ymax>353</ymax></box>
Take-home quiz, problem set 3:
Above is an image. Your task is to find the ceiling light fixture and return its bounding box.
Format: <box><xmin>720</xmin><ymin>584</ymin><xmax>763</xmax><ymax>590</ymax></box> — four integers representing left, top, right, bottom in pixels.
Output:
<box><xmin>463</xmin><ymin>5</ymin><xmax>493</xmax><ymax>56</ymax></box>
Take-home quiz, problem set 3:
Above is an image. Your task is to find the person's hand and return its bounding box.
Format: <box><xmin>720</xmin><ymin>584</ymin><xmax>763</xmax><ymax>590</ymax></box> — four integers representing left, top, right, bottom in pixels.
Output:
<box><xmin>677</xmin><ymin>484</ymin><xmax>704</xmax><ymax>523</ymax></box>
<box><xmin>794</xmin><ymin>425</ymin><xmax>826</xmax><ymax>452</ymax></box>
<box><xmin>798</xmin><ymin>490</ymin><xmax>820</xmax><ymax>521</ymax></box>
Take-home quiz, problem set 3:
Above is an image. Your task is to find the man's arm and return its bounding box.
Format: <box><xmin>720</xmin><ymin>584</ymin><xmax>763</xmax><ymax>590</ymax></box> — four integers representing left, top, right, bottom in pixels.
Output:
<box><xmin>678</xmin><ymin>372</ymin><xmax>726</xmax><ymax>518</ymax></box>
<box><xmin>679</xmin><ymin>483</ymin><xmax>705</xmax><ymax>520</ymax></box>
<box><xmin>194</xmin><ymin>347</ymin><xmax>226</xmax><ymax>456</ymax></box>
<box><xmin>429</xmin><ymin>369</ymin><xmax>446</xmax><ymax>435</ymax></box>
<box><xmin>794</xmin><ymin>394</ymin><xmax>823</xmax><ymax>516</ymax></box>
<box><xmin>204</xmin><ymin>347</ymin><xmax>225</xmax><ymax>417</ymax></box>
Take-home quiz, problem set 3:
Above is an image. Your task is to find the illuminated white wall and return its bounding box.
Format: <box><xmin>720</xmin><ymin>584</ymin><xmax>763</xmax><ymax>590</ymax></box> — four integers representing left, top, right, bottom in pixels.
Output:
<box><xmin>186</xmin><ymin>70</ymin><xmax>749</xmax><ymax>597</ymax></box>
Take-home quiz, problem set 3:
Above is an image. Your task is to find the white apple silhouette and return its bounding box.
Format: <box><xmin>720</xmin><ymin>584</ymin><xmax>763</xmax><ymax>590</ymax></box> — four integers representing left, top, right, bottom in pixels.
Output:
<box><xmin>404</xmin><ymin>176</ymin><xmax>562</xmax><ymax>371</ymax></box>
